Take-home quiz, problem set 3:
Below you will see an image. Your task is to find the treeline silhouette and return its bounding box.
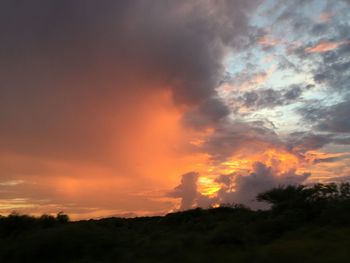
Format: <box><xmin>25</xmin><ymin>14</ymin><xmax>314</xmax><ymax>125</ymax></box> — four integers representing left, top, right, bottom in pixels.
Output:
<box><xmin>1</xmin><ymin>183</ymin><xmax>350</xmax><ymax>262</ymax></box>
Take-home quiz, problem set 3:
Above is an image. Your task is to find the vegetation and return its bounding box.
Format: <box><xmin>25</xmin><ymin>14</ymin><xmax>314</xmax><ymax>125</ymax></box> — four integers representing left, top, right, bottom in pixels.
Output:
<box><xmin>1</xmin><ymin>183</ymin><xmax>350</xmax><ymax>262</ymax></box>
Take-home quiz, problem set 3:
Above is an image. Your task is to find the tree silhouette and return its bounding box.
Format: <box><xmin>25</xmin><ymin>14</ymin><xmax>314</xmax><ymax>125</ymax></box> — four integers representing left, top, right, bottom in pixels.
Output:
<box><xmin>1</xmin><ymin>182</ymin><xmax>350</xmax><ymax>263</ymax></box>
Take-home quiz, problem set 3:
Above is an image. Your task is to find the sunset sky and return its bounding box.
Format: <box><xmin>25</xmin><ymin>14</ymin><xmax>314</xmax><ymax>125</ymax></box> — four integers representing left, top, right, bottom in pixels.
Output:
<box><xmin>1</xmin><ymin>0</ymin><xmax>350</xmax><ymax>219</ymax></box>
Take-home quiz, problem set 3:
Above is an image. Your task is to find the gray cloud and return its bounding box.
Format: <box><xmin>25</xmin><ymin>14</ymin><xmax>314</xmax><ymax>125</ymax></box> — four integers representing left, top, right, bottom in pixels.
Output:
<box><xmin>168</xmin><ymin>172</ymin><xmax>199</xmax><ymax>210</ymax></box>
<box><xmin>198</xmin><ymin>120</ymin><xmax>281</xmax><ymax>162</ymax></box>
<box><xmin>285</xmin><ymin>131</ymin><xmax>350</xmax><ymax>162</ymax></box>
<box><xmin>299</xmin><ymin>100</ymin><xmax>350</xmax><ymax>133</ymax></box>
<box><xmin>182</xmin><ymin>97</ymin><xmax>230</xmax><ymax>129</ymax></box>
<box><xmin>316</xmin><ymin>101</ymin><xmax>350</xmax><ymax>133</ymax></box>
<box><xmin>286</xmin><ymin>132</ymin><xmax>333</xmax><ymax>154</ymax></box>
<box><xmin>277</xmin><ymin>55</ymin><xmax>299</xmax><ymax>72</ymax></box>
<box><xmin>228</xmin><ymin>85</ymin><xmax>305</xmax><ymax>113</ymax></box>
<box><xmin>311</xmin><ymin>23</ymin><xmax>331</xmax><ymax>37</ymax></box>
<box><xmin>266</xmin><ymin>0</ymin><xmax>350</xmax><ymax>96</ymax></box>
<box><xmin>311</xmin><ymin>45</ymin><xmax>350</xmax><ymax>93</ymax></box>
<box><xmin>313</xmin><ymin>154</ymin><xmax>350</xmax><ymax>164</ymax></box>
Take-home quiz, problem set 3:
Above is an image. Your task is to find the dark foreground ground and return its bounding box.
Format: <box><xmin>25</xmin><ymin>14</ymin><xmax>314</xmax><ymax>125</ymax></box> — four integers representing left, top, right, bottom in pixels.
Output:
<box><xmin>1</xmin><ymin>183</ymin><xmax>350</xmax><ymax>263</ymax></box>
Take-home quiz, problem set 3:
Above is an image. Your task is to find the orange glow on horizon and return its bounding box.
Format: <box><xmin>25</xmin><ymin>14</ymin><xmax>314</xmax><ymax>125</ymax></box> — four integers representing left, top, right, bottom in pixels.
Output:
<box><xmin>193</xmin><ymin>148</ymin><xmax>303</xmax><ymax>198</ymax></box>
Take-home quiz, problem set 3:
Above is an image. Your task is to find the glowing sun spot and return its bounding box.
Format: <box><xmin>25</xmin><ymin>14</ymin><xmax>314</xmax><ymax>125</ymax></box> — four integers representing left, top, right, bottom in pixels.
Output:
<box><xmin>198</xmin><ymin>177</ymin><xmax>221</xmax><ymax>197</ymax></box>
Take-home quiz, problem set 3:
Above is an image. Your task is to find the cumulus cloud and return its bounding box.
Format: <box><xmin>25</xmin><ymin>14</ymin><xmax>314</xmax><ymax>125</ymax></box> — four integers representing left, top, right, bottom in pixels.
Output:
<box><xmin>223</xmin><ymin>162</ymin><xmax>311</xmax><ymax>209</ymax></box>
<box><xmin>168</xmin><ymin>172</ymin><xmax>199</xmax><ymax>210</ymax></box>
<box><xmin>171</xmin><ymin>162</ymin><xmax>310</xmax><ymax>210</ymax></box>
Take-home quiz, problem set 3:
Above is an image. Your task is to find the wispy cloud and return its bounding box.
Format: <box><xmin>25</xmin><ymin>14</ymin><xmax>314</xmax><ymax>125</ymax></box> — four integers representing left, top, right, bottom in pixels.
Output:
<box><xmin>305</xmin><ymin>40</ymin><xmax>349</xmax><ymax>53</ymax></box>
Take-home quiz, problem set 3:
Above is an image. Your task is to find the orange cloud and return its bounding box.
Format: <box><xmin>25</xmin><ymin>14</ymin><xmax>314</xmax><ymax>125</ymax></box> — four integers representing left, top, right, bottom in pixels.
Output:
<box><xmin>258</xmin><ymin>36</ymin><xmax>281</xmax><ymax>47</ymax></box>
<box><xmin>305</xmin><ymin>40</ymin><xmax>349</xmax><ymax>53</ymax></box>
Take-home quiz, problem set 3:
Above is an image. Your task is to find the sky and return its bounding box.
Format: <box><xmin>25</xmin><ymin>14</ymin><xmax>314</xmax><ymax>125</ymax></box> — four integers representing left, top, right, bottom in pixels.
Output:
<box><xmin>1</xmin><ymin>0</ymin><xmax>350</xmax><ymax>219</ymax></box>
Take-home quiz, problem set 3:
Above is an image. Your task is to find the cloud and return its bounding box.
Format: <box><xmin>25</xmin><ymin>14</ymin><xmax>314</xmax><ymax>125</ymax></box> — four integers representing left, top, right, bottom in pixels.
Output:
<box><xmin>313</xmin><ymin>154</ymin><xmax>350</xmax><ymax>164</ymax></box>
<box><xmin>224</xmin><ymin>85</ymin><xmax>305</xmax><ymax>115</ymax></box>
<box><xmin>318</xmin><ymin>12</ymin><xmax>334</xmax><ymax>23</ymax></box>
<box><xmin>0</xmin><ymin>0</ymin><xmax>262</xmax><ymax>163</ymax></box>
<box><xmin>219</xmin><ymin>68</ymin><xmax>273</xmax><ymax>94</ymax></box>
<box><xmin>221</xmin><ymin>162</ymin><xmax>310</xmax><ymax>209</ymax></box>
<box><xmin>315</xmin><ymin>101</ymin><xmax>350</xmax><ymax>133</ymax></box>
<box><xmin>170</xmin><ymin>162</ymin><xmax>310</xmax><ymax>210</ymax></box>
<box><xmin>299</xmin><ymin>100</ymin><xmax>350</xmax><ymax>133</ymax></box>
<box><xmin>286</xmin><ymin>132</ymin><xmax>333</xmax><ymax>155</ymax></box>
<box><xmin>305</xmin><ymin>40</ymin><xmax>349</xmax><ymax>53</ymax></box>
<box><xmin>1</xmin><ymin>0</ymin><xmax>349</xmax><ymax>218</ymax></box>
<box><xmin>168</xmin><ymin>172</ymin><xmax>199</xmax><ymax>210</ymax></box>
<box><xmin>198</xmin><ymin>120</ymin><xmax>281</xmax><ymax>162</ymax></box>
<box><xmin>311</xmin><ymin>43</ymin><xmax>350</xmax><ymax>92</ymax></box>
<box><xmin>277</xmin><ymin>55</ymin><xmax>299</xmax><ymax>72</ymax></box>
<box><xmin>258</xmin><ymin>36</ymin><xmax>281</xmax><ymax>48</ymax></box>
<box><xmin>182</xmin><ymin>97</ymin><xmax>230</xmax><ymax>129</ymax></box>
<box><xmin>0</xmin><ymin>0</ymin><xmax>267</xmax><ymax>217</ymax></box>
<box><xmin>285</xmin><ymin>131</ymin><xmax>350</xmax><ymax>165</ymax></box>
<box><xmin>310</xmin><ymin>23</ymin><xmax>331</xmax><ymax>37</ymax></box>
<box><xmin>240</xmin><ymin>85</ymin><xmax>303</xmax><ymax>110</ymax></box>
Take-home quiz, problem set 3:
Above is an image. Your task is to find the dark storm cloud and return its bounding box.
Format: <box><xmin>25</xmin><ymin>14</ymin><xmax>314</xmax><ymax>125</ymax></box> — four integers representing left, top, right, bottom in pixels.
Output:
<box><xmin>0</xmin><ymin>0</ymin><xmax>262</xmax><ymax>163</ymax></box>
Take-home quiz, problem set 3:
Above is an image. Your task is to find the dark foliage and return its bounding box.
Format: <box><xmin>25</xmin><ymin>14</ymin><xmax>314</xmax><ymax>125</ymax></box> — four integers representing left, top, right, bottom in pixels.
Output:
<box><xmin>1</xmin><ymin>183</ymin><xmax>350</xmax><ymax>262</ymax></box>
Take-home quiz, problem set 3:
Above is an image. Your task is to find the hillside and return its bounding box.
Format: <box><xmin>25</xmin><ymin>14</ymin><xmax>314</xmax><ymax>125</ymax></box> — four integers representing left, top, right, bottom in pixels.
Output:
<box><xmin>1</xmin><ymin>183</ymin><xmax>350</xmax><ymax>263</ymax></box>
